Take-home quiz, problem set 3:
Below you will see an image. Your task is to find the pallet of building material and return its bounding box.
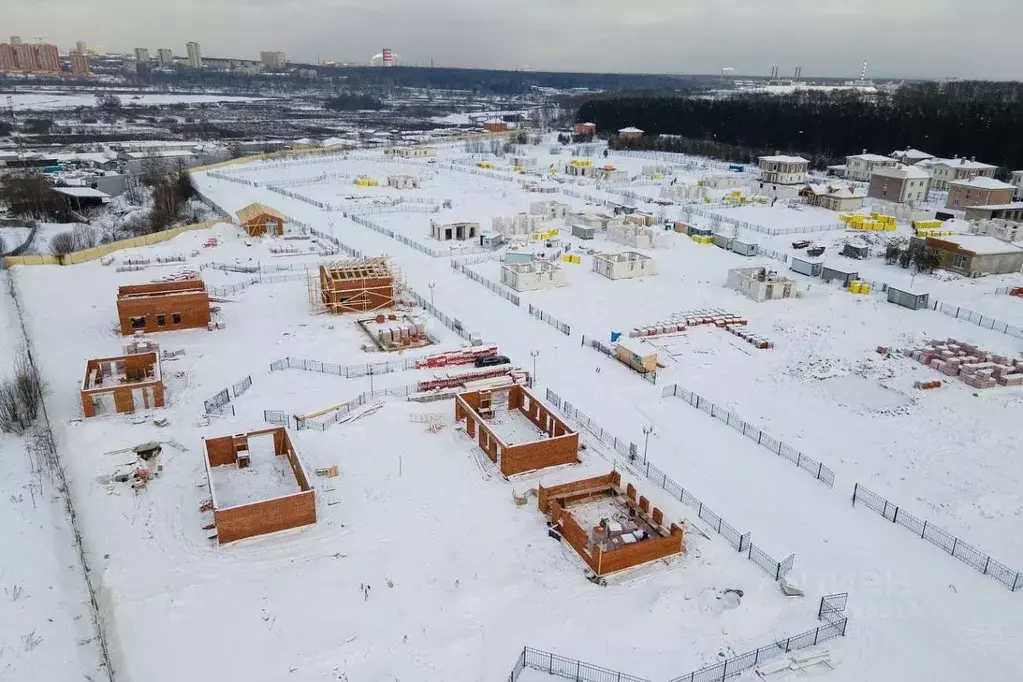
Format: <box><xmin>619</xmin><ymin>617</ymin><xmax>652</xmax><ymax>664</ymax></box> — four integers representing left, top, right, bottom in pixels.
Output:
<box><xmin>315</xmin><ymin>466</ymin><xmax>340</xmax><ymax>478</ymax></box>
<box><xmin>914</xmin><ymin>380</ymin><xmax>942</xmax><ymax>390</ymax></box>
<box><xmin>724</xmin><ymin>324</ymin><xmax>774</xmax><ymax>349</ymax></box>
<box><xmin>414</xmin><ymin>346</ymin><xmax>498</xmax><ymax>369</ymax></box>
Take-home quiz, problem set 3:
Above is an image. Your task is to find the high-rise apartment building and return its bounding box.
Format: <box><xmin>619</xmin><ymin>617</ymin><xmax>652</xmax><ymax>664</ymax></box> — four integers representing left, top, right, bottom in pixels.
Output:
<box><xmin>0</xmin><ymin>43</ymin><xmax>15</xmax><ymax>71</ymax></box>
<box><xmin>260</xmin><ymin>51</ymin><xmax>287</xmax><ymax>69</ymax></box>
<box><xmin>158</xmin><ymin>48</ymin><xmax>174</xmax><ymax>66</ymax></box>
<box><xmin>70</xmin><ymin>53</ymin><xmax>92</xmax><ymax>77</ymax></box>
<box><xmin>186</xmin><ymin>41</ymin><xmax>202</xmax><ymax>69</ymax></box>
<box><xmin>75</xmin><ymin>40</ymin><xmax>88</xmax><ymax>55</ymax></box>
<box><xmin>12</xmin><ymin>43</ymin><xmax>38</xmax><ymax>70</ymax></box>
<box><xmin>134</xmin><ymin>47</ymin><xmax>150</xmax><ymax>63</ymax></box>
<box><xmin>37</xmin><ymin>43</ymin><xmax>60</xmax><ymax>72</ymax></box>
<box><xmin>10</xmin><ymin>36</ymin><xmax>23</xmax><ymax>45</ymax></box>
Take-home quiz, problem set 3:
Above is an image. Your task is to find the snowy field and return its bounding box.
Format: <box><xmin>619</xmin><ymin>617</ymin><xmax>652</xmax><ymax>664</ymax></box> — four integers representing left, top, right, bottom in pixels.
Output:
<box><xmin>5</xmin><ymin>137</ymin><xmax>1023</xmax><ymax>682</ymax></box>
<box><xmin>6</xmin><ymin>92</ymin><xmax>267</xmax><ymax>111</ymax></box>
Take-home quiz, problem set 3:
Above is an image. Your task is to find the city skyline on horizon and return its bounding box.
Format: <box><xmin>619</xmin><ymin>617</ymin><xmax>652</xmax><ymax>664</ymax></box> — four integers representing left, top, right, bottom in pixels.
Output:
<box><xmin>5</xmin><ymin>0</ymin><xmax>1023</xmax><ymax>81</ymax></box>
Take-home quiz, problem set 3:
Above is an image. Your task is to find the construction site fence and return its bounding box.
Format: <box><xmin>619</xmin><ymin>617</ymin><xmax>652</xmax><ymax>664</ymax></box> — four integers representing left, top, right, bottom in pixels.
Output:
<box><xmin>545</xmin><ymin>388</ymin><xmax>795</xmax><ymax>581</ymax></box>
<box><xmin>757</xmin><ymin>247</ymin><xmax>789</xmax><ymax>264</ymax></box>
<box><xmin>931</xmin><ymin>300</ymin><xmax>1023</xmax><ymax>340</ymax></box>
<box><xmin>290</xmin><ymin>383</ymin><xmax>423</xmax><ymax>431</ymax></box>
<box><xmin>3</xmin><ymin>220</ymin><xmax>218</xmax><ymax>267</ymax></box>
<box><xmin>667</xmin><ymin>594</ymin><xmax>848</xmax><ymax>682</ymax></box>
<box><xmin>582</xmin><ymin>335</ymin><xmax>657</xmax><ymax>384</ymax></box>
<box><xmin>507</xmin><ymin>647</ymin><xmax>651</xmax><ymax>682</ymax></box>
<box><xmin>263</xmin><ymin>410</ymin><xmax>290</xmax><ymax>427</ymax></box>
<box><xmin>207</xmin><ymin>271</ymin><xmax>308</xmax><ymax>298</ymax></box>
<box><xmin>529</xmin><ymin>304</ymin><xmax>571</xmax><ymax>336</ymax></box>
<box><xmin>203</xmin><ymin>388</ymin><xmax>231</xmax><ymax>415</ymax></box>
<box><xmin>270</xmin><ymin>355</ymin><xmax>418</xmax><ymax>379</ymax></box>
<box><xmin>450</xmin><ymin>259</ymin><xmax>521</xmax><ymax>306</ymax></box>
<box><xmin>232</xmin><ymin>375</ymin><xmax>253</xmax><ymax>398</ymax></box>
<box><xmin>406</xmin><ymin>287</ymin><xmax>475</xmax><ymax>342</ymax></box>
<box><xmin>852</xmin><ymin>484</ymin><xmax>1022</xmax><ymax>591</ymax></box>
<box><xmin>202</xmin><ymin>261</ymin><xmax>317</xmax><ymax>275</ymax></box>
<box><xmin>661</xmin><ymin>384</ymin><xmax>835</xmax><ymax>487</ymax></box>
<box><xmin>686</xmin><ymin>205</ymin><xmax>843</xmax><ymax>236</ymax></box>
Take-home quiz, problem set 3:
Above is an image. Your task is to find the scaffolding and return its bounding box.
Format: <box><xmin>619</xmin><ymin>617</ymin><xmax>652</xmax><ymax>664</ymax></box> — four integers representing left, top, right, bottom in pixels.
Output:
<box><xmin>307</xmin><ymin>256</ymin><xmax>404</xmax><ymax>315</ymax></box>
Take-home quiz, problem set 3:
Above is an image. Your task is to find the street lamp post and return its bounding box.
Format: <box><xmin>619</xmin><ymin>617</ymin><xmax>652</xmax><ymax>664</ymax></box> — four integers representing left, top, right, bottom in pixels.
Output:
<box><xmin>428</xmin><ymin>282</ymin><xmax>435</xmax><ymax>307</ymax></box>
<box><xmin>530</xmin><ymin>350</ymin><xmax>539</xmax><ymax>384</ymax></box>
<box><xmin>642</xmin><ymin>425</ymin><xmax>654</xmax><ymax>463</ymax></box>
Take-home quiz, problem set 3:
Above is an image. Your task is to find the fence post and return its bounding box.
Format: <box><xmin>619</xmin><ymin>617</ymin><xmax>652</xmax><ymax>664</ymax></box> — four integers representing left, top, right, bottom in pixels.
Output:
<box><xmin>892</xmin><ymin>507</ymin><xmax>899</xmax><ymax>524</ymax></box>
<box><xmin>796</xmin><ymin>453</ymin><xmax>801</xmax><ymax>467</ymax></box>
<box><xmin>983</xmin><ymin>556</ymin><xmax>990</xmax><ymax>575</ymax></box>
<box><xmin>775</xmin><ymin>561</ymin><xmax>781</xmax><ymax>581</ymax></box>
<box><xmin>576</xmin><ymin>661</ymin><xmax>580</xmax><ymax>681</ymax></box>
<box><xmin>814</xmin><ymin>627</ymin><xmax>820</xmax><ymax>645</ymax></box>
<box><xmin>951</xmin><ymin>537</ymin><xmax>958</xmax><ymax>556</ymax></box>
<box><xmin>817</xmin><ymin>463</ymin><xmax>823</xmax><ymax>480</ymax></box>
<box><xmin>852</xmin><ymin>483</ymin><xmax>859</xmax><ymax>507</ymax></box>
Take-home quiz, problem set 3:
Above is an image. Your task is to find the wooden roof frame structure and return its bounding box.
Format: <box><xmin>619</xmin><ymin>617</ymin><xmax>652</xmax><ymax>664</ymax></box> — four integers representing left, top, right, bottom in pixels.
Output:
<box><xmin>236</xmin><ymin>202</ymin><xmax>287</xmax><ymax>224</ymax></box>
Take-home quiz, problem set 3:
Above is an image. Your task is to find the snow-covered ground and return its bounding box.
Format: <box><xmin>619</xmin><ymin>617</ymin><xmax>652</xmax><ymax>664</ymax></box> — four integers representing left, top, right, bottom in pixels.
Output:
<box><xmin>5</xmin><ymin>137</ymin><xmax>1023</xmax><ymax>682</ymax></box>
<box><xmin>7</xmin><ymin>92</ymin><xmax>267</xmax><ymax>111</ymax></box>
<box><xmin>0</xmin><ymin>272</ymin><xmax>108</xmax><ymax>682</ymax></box>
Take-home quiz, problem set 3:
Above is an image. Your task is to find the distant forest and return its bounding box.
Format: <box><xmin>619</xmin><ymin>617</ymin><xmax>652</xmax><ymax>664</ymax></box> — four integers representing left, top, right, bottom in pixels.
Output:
<box><xmin>578</xmin><ymin>82</ymin><xmax>1023</xmax><ymax>173</ymax></box>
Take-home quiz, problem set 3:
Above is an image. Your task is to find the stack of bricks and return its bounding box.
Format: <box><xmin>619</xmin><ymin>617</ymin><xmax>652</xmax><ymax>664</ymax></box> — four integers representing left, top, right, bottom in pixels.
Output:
<box><xmin>1010</xmin><ymin>287</ymin><xmax>1023</xmax><ymax>297</ymax></box>
<box><xmin>629</xmin><ymin>311</ymin><xmax>747</xmax><ymax>338</ymax></box>
<box><xmin>903</xmin><ymin>338</ymin><xmax>1023</xmax><ymax>389</ymax></box>
<box><xmin>724</xmin><ymin>324</ymin><xmax>773</xmax><ymax>349</ymax></box>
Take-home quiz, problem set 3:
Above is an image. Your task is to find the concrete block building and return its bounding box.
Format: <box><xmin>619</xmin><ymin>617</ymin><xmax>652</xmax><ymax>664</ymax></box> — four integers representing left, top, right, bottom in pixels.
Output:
<box><xmin>500</xmin><ymin>261</ymin><xmax>565</xmax><ymax>291</ymax></box>
<box><xmin>726</xmin><ymin>267</ymin><xmax>795</xmax><ymax>302</ymax></box>
<box><xmin>592</xmin><ymin>251</ymin><xmax>656</xmax><ymax>280</ymax></box>
<box><xmin>430</xmin><ymin>220</ymin><xmax>478</xmax><ymax>242</ymax></box>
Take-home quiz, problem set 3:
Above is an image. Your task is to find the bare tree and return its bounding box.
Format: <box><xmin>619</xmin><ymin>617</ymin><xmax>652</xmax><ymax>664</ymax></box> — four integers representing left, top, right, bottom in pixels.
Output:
<box><xmin>50</xmin><ymin>231</ymin><xmax>77</xmax><ymax>256</ymax></box>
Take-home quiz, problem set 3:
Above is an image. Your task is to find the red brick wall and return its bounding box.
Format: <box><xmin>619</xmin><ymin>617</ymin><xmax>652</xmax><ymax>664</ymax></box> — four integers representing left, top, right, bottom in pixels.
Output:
<box><xmin>551</xmin><ymin>503</ymin><xmax>599</xmax><ymax>573</ymax></box>
<box><xmin>215</xmin><ymin>490</ymin><xmax>316</xmax><ymax>544</ymax></box>
<box><xmin>117</xmin><ymin>291</ymin><xmax>210</xmax><ymax>335</ymax></box>
<box><xmin>593</xmin><ymin>525</ymin><xmax>683</xmax><ymax>575</ymax></box>
<box><xmin>501</xmin><ymin>433</ymin><xmax>578</xmax><ymax>476</ymax></box>
<box><xmin>538</xmin><ymin>472</ymin><xmax>617</xmax><ymax>513</ymax></box>
<box><xmin>205</xmin><ymin>435</ymin><xmax>240</xmax><ymax>467</ymax></box>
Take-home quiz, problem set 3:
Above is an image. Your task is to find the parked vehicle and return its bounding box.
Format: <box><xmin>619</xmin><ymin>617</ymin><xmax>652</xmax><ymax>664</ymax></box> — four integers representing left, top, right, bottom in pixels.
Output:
<box><xmin>474</xmin><ymin>354</ymin><xmax>510</xmax><ymax>368</ymax></box>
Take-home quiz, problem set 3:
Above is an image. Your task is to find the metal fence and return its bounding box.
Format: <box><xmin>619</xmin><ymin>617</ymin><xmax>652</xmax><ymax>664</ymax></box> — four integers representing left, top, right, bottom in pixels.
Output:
<box><xmin>270</xmin><ymin>355</ymin><xmax>419</xmax><ymax>379</ymax></box>
<box><xmin>686</xmin><ymin>205</ymin><xmax>844</xmax><ymax>236</ymax></box>
<box><xmin>306</xmin><ymin>226</ymin><xmax>364</xmax><ymax>258</ymax></box>
<box><xmin>545</xmin><ymin>389</ymin><xmax>793</xmax><ymax>581</ymax></box>
<box><xmin>852</xmin><ymin>484</ymin><xmax>1021</xmax><ymax>591</ymax></box>
<box><xmin>931</xmin><ymin>300</ymin><xmax>1023</xmax><ymax>340</ymax></box>
<box><xmin>667</xmin><ymin>594</ymin><xmax>848</xmax><ymax>682</ymax></box>
<box><xmin>232</xmin><ymin>375</ymin><xmax>253</xmax><ymax>398</ymax></box>
<box><xmin>203</xmin><ymin>388</ymin><xmax>230</xmax><ymax>415</ymax></box>
<box><xmin>582</xmin><ymin>335</ymin><xmax>657</xmax><ymax>384</ymax></box>
<box><xmin>661</xmin><ymin>385</ymin><xmax>835</xmax><ymax>487</ymax></box>
<box><xmin>292</xmin><ymin>383</ymin><xmax>421</xmax><ymax>431</ymax></box>
<box><xmin>407</xmin><ymin>287</ymin><xmax>475</xmax><ymax>342</ymax></box>
<box><xmin>508</xmin><ymin>647</ymin><xmax>651</xmax><ymax>682</ymax></box>
<box><xmin>263</xmin><ymin>410</ymin><xmax>290</xmax><ymax>427</ymax></box>
<box><xmin>529</xmin><ymin>304</ymin><xmax>572</xmax><ymax>335</ymax></box>
<box><xmin>450</xmin><ymin>259</ymin><xmax>521</xmax><ymax>306</ymax></box>
<box><xmin>207</xmin><ymin>271</ymin><xmax>308</xmax><ymax>298</ymax></box>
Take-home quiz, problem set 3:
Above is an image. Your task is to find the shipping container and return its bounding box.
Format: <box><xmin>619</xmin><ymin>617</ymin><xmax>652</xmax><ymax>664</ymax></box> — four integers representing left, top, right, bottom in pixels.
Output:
<box><xmin>790</xmin><ymin>256</ymin><xmax>823</xmax><ymax>277</ymax></box>
<box><xmin>887</xmin><ymin>287</ymin><xmax>930</xmax><ymax>310</ymax></box>
<box><xmin>731</xmin><ymin>240</ymin><xmax>758</xmax><ymax>257</ymax></box>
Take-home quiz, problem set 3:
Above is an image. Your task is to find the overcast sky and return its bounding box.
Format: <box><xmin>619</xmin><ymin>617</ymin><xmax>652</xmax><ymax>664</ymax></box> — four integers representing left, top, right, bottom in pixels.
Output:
<box><xmin>8</xmin><ymin>0</ymin><xmax>1023</xmax><ymax>80</ymax></box>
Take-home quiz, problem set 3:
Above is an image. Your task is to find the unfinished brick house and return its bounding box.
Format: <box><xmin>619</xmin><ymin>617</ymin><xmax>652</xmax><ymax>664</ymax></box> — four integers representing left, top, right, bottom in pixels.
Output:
<box><xmin>116</xmin><ymin>280</ymin><xmax>211</xmax><ymax>335</ymax></box>
<box><xmin>316</xmin><ymin>257</ymin><xmax>397</xmax><ymax>314</ymax></box>
<box><xmin>455</xmin><ymin>384</ymin><xmax>578</xmax><ymax>476</ymax></box>
<box><xmin>236</xmin><ymin>202</ymin><xmax>287</xmax><ymax>237</ymax></box>
<box><xmin>538</xmin><ymin>471</ymin><xmax>685</xmax><ymax>576</ymax></box>
<box><xmin>80</xmin><ymin>351</ymin><xmax>164</xmax><ymax>418</ymax></box>
<box><xmin>202</xmin><ymin>427</ymin><xmax>316</xmax><ymax>544</ymax></box>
